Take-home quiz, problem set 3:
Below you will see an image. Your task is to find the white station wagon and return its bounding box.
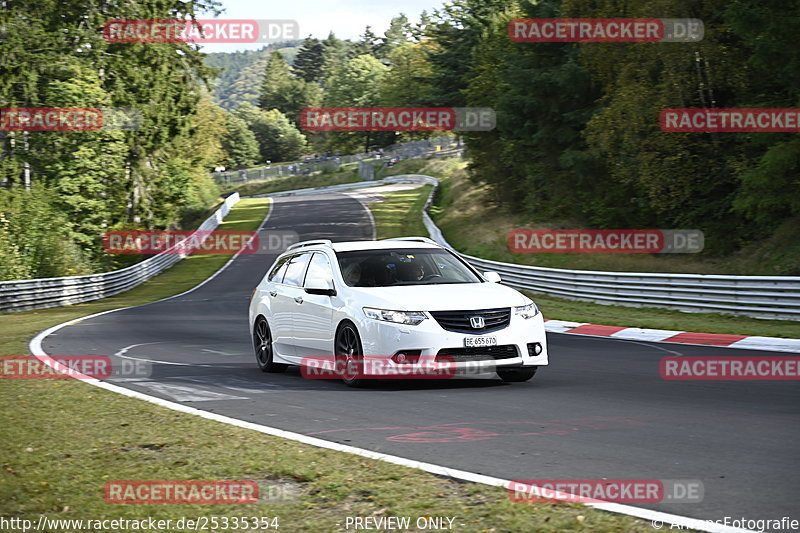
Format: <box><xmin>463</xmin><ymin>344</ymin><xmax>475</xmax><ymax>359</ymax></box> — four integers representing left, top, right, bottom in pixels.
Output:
<box><xmin>249</xmin><ymin>238</ymin><xmax>548</xmax><ymax>386</ymax></box>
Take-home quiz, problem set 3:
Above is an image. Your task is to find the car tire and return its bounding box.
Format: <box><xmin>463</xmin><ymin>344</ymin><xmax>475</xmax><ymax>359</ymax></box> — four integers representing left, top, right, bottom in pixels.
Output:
<box><xmin>335</xmin><ymin>321</ymin><xmax>366</xmax><ymax>388</ymax></box>
<box><xmin>253</xmin><ymin>317</ymin><xmax>287</xmax><ymax>373</ymax></box>
<box><xmin>496</xmin><ymin>366</ymin><xmax>537</xmax><ymax>382</ymax></box>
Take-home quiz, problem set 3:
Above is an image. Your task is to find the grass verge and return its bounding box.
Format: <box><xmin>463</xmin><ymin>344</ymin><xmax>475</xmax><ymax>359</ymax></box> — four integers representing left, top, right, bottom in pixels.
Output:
<box><xmin>0</xmin><ymin>192</ymin><xmax>656</xmax><ymax>532</ymax></box>
<box><xmin>368</xmin><ymin>185</ymin><xmax>432</xmax><ymax>240</ymax></box>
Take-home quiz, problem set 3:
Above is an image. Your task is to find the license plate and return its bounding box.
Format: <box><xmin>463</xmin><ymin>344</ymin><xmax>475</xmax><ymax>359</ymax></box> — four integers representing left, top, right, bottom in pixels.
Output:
<box><xmin>464</xmin><ymin>336</ymin><xmax>498</xmax><ymax>348</ymax></box>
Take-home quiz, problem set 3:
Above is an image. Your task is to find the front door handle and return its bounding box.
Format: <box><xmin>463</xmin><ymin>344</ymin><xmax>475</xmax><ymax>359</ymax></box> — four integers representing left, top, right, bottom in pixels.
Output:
<box><xmin>269</xmin><ymin>290</ymin><xmax>277</xmax><ymax>297</ymax></box>
<box><xmin>294</xmin><ymin>296</ymin><xmax>304</xmax><ymax>304</ymax></box>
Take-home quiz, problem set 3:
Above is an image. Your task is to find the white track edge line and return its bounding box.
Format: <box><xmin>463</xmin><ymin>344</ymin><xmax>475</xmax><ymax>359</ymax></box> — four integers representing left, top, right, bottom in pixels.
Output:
<box><xmin>348</xmin><ymin>192</ymin><xmax>378</xmax><ymax>241</ymax></box>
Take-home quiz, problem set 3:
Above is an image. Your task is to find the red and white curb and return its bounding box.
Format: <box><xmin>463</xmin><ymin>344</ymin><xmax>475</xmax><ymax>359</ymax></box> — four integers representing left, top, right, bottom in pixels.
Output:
<box><xmin>544</xmin><ymin>319</ymin><xmax>800</xmax><ymax>353</ymax></box>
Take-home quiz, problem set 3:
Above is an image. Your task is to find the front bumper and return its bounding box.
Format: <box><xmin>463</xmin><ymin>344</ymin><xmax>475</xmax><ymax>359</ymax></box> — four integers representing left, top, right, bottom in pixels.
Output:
<box><xmin>357</xmin><ymin>310</ymin><xmax>548</xmax><ymax>374</ymax></box>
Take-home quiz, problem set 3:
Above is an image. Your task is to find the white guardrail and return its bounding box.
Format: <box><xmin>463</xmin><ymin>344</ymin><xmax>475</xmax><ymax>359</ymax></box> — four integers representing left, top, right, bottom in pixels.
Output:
<box><xmin>0</xmin><ymin>193</ymin><xmax>241</xmax><ymax>313</ymax></box>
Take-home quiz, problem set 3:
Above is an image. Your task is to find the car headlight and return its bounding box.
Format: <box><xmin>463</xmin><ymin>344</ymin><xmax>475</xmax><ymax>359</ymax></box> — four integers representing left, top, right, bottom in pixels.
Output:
<box><xmin>514</xmin><ymin>302</ymin><xmax>539</xmax><ymax>319</ymax></box>
<box><xmin>363</xmin><ymin>307</ymin><xmax>427</xmax><ymax>326</ymax></box>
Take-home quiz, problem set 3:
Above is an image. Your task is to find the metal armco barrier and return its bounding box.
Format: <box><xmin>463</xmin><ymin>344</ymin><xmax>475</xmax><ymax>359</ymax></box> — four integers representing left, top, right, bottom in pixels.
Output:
<box><xmin>0</xmin><ymin>193</ymin><xmax>241</xmax><ymax>313</ymax></box>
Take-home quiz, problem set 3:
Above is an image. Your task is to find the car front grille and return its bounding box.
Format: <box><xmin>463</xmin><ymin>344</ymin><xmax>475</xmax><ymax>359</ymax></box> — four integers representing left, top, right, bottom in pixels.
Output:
<box><xmin>429</xmin><ymin>307</ymin><xmax>511</xmax><ymax>333</ymax></box>
<box><xmin>435</xmin><ymin>345</ymin><xmax>519</xmax><ymax>362</ymax></box>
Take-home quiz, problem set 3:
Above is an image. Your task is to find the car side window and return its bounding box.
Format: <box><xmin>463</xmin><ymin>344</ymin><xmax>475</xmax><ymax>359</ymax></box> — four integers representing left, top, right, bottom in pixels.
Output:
<box><xmin>304</xmin><ymin>252</ymin><xmax>333</xmax><ymax>287</ymax></box>
<box><xmin>267</xmin><ymin>256</ymin><xmax>291</xmax><ymax>283</ymax></box>
<box><xmin>282</xmin><ymin>253</ymin><xmax>312</xmax><ymax>287</ymax></box>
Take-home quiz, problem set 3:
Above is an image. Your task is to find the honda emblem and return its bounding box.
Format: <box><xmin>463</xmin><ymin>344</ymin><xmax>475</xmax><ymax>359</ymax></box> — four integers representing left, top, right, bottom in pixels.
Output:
<box><xmin>470</xmin><ymin>316</ymin><xmax>485</xmax><ymax>329</ymax></box>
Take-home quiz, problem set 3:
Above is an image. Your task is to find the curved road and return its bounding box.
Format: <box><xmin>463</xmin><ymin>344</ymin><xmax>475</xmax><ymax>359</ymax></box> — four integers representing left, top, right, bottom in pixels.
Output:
<box><xmin>41</xmin><ymin>190</ymin><xmax>800</xmax><ymax>528</ymax></box>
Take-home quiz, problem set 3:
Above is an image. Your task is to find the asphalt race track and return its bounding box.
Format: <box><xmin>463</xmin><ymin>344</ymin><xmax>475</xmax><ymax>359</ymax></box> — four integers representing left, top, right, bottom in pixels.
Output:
<box><xmin>41</xmin><ymin>190</ymin><xmax>800</xmax><ymax>526</ymax></box>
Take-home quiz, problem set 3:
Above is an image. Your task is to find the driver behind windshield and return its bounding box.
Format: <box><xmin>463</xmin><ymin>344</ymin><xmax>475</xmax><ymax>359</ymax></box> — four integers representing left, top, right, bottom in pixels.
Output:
<box><xmin>396</xmin><ymin>261</ymin><xmax>425</xmax><ymax>282</ymax></box>
<box><xmin>342</xmin><ymin>261</ymin><xmax>362</xmax><ymax>286</ymax></box>
<box><xmin>336</xmin><ymin>248</ymin><xmax>480</xmax><ymax>287</ymax></box>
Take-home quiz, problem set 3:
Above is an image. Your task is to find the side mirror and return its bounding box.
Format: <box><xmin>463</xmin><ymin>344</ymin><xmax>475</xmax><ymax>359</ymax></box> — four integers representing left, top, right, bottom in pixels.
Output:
<box><xmin>305</xmin><ymin>278</ymin><xmax>336</xmax><ymax>296</ymax></box>
<box><xmin>483</xmin><ymin>271</ymin><xmax>502</xmax><ymax>283</ymax></box>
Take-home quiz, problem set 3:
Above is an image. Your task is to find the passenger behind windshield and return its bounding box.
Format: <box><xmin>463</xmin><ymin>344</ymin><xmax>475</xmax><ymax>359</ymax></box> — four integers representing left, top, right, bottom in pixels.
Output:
<box><xmin>336</xmin><ymin>248</ymin><xmax>482</xmax><ymax>287</ymax></box>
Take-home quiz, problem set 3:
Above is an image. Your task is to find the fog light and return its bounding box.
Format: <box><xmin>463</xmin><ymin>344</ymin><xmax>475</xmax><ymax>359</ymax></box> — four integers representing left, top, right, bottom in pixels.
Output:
<box><xmin>527</xmin><ymin>342</ymin><xmax>543</xmax><ymax>357</ymax></box>
<box><xmin>392</xmin><ymin>351</ymin><xmax>421</xmax><ymax>364</ymax></box>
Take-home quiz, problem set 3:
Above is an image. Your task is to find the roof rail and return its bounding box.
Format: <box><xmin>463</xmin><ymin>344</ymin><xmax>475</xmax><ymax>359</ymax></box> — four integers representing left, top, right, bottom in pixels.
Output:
<box><xmin>383</xmin><ymin>237</ymin><xmax>439</xmax><ymax>245</ymax></box>
<box><xmin>286</xmin><ymin>239</ymin><xmax>333</xmax><ymax>251</ymax></box>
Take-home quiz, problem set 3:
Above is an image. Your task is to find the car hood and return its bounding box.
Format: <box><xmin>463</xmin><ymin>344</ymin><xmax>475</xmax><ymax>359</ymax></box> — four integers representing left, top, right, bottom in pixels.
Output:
<box><xmin>349</xmin><ymin>282</ymin><xmax>530</xmax><ymax>311</ymax></box>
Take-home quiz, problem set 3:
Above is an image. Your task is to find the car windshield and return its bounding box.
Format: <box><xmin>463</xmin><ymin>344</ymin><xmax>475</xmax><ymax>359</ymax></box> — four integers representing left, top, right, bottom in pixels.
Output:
<box><xmin>336</xmin><ymin>248</ymin><xmax>482</xmax><ymax>287</ymax></box>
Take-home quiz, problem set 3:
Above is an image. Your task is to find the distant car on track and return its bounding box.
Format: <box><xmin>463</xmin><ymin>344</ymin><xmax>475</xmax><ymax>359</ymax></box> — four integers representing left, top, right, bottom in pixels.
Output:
<box><xmin>249</xmin><ymin>238</ymin><xmax>548</xmax><ymax>386</ymax></box>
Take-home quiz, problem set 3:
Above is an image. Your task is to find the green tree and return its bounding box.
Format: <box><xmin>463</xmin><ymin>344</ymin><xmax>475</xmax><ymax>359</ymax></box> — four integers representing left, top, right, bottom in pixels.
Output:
<box><xmin>152</xmin><ymin>98</ymin><xmax>225</xmax><ymax>228</ymax></box>
<box><xmin>381</xmin><ymin>42</ymin><xmax>436</xmax><ymax>107</ymax></box>
<box><xmin>320</xmin><ymin>32</ymin><xmax>349</xmax><ymax>87</ymax></box>
<box><xmin>259</xmin><ymin>109</ymin><xmax>310</xmax><ymax>162</ymax></box>
<box><xmin>258</xmin><ymin>51</ymin><xmax>323</xmax><ymax>124</ymax></box>
<box><xmin>234</xmin><ymin>103</ymin><xmax>308</xmax><ymax>162</ymax></box>
<box><xmin>464</xmin><ymin>1</ymin><xmax>616</xmax><ymax>223</ymax></box>
<box><xmin>0</xmin><ymin>0</ymin><xmax>222</xmax><ymax>276</ymax></box>
<box><xmin>223</xmin><ymin>114</ymin><xmax>260</xmax><ymax>168</ymax></box>
<box><xmin>724</xmin><ymin>0</ymin><xmax>800</xmax><ymax>230</ymax></box>
<box><xmin>412</xmin><ymin>10</ymin><xmax>433</xmax><ymax>41</ymax></box>
<box><xmin>27</xmin><ymin>62</ymin><xmax>127</xmax><ymax>251</ymax></box>
<box><xmin>324</xmin><ymin>54</ymin><xmax>390</xmax><ymax>152</ymax></box>
<box><xmin>732</xmin><ymin>138</ymin><xmax>800</xmax><ymax>227</ymax></box>
<box><xmin>206</xmin><ymin>45</ymin><xmax>303</xmax><ymax>110</ymax></box>
<box><xmin>325</xmin><ymin>55</ymin><xmax>389</xmax><ymax>107</ymax></box>
<box><xmin>379</xmin><ymin>41</ymin><xmax>438</xmax><ymax>142</ymax></box>
<box><xmin>258</xmin><ymin>51</ymin><xmax>294</xmax><ymax>108</ymax></box>
<box><xmin>377</xmin><ymin>14</ymin><xmax>413</xmax><ymax>59</ymax></box>
<box><xmin>294</xmin><ymin>36</ymin><xmax>326</xmax><ymax>83</ymax></box>
<box><xmin>0</xmin><ymin>186</ymin><xmax>94</xmax><ymax>279</ymax></box>
<box><xmin>424</xmin><ymin>0</ymin><xmax>510</xmax><ymax>107</ymax></box>
<box><xmin>351</xmin><ymin>26</ymin><xmax>381</xmax><ymax>58</ymax></box>
<box><xmin>564</xmin><ymin>0</ymin><xmax>753</xmax><ymax>250</ymax></box>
